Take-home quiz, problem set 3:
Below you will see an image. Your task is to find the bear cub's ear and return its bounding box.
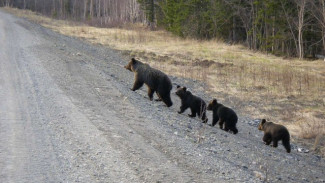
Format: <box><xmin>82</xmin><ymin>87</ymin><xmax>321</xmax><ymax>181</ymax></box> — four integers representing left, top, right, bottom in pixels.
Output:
<box><xmin>131</xmin><ymin>58</ymin><xmax>137</xmax><ymax>63</ymax></box>
<box><xmin>261</xmin><ymin>119</ymin><xmax>266</xmax><ymax>124</ymax></box>
<box><xmin>183</xmin><ymin>87</ymin><xmax>187</xmax><ymax>91</ymax></box>
<box><xmin>212</xmin><ymin>99</ymin><xmax>217</xmax><ymax>104</ymax></box>
<box><xmin>177</xmin><ymin>85</ymin><xmax>181</xmax><ymax>89</ymax></box>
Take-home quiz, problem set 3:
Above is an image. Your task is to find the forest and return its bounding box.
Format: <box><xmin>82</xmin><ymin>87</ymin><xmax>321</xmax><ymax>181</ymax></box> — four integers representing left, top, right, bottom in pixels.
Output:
<box><xmin>1</xmin><ymin>0</ymin><xmax>324</xmax><ymax>59</ymax></box>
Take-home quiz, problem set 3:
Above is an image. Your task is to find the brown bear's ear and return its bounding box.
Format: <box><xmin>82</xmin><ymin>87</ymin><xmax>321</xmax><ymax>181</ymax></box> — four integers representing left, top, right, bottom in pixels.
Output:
<box><xmin>131</xmin><ymin>58</ymin><xmax>136</xmax><ymax>63</ymax></box>
<box><xmin>212</xmin><ymin>99</ymin><xmax>217</xmax><ymax>104</ymax></box>
<box><xmin>177</xmin><ymin>85</ymin><xmax>181</xmax><ymax>88</ymax></box>
<box><xmin>183</xmin><ymin>87</ymin><xmax>187</xmax><ymax>91</ymax></box>
<box><xmin>261</xmin><ymin>119</ymin><xmax>266</xmax><ymax>124</ymax></box>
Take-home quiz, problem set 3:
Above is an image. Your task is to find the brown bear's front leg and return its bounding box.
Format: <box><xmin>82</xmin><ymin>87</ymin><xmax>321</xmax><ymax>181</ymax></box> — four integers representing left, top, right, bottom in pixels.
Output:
<box><xmin>132</xmin><ymin>80</ymin><xmax>144</xmax><ymax>91</ymax></box>
<box><xmin>188</xmin><ymin>108</ymin><xmax>196</xmax><ymax>117</ymax></box>
<box><xmin>210</xmin><ymin>115</ymin><xmax>219</xmax><ymax>126</ymax></box>
<box><xmin>147</xmin><ymin>87</ymin><xmax>155</xmax><ymax>101</ymax></box>
<box><xmin>178</xmin><ymin>105</ymin><xmax>188</xmax><ymax>114</ymax></box>
<box><xmin>263</xmin><ymin>133</ymin><xmax>272</xmax><ymax>145</ymax></box>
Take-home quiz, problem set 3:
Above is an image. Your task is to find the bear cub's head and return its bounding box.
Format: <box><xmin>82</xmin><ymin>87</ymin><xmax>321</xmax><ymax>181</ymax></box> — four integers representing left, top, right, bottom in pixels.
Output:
<box><xmin>175</xmin><ymin>85</ymin><xmax>188</xmax><ymax>98</ymax></box>
<box><xmin>207</xmin><ymin>99</ymin><xmax>218</xmax><ymax>111</ymax></box>
<box><xmin>258</xmin><ymin>119</ymin><xmax>267</xmax><ymax>131</ymax></box>
<box><xmin>124</xmin><ymin>58</ymin><xmax>138</xmax><ymax>72</ymax></box>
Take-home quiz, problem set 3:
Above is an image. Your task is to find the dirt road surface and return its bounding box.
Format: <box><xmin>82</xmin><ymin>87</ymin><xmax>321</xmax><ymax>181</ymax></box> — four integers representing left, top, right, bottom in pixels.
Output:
<box><xmin>0</xmin><ymin>9</ymin><xmax>324</xmax><ymax>183</ymax></box>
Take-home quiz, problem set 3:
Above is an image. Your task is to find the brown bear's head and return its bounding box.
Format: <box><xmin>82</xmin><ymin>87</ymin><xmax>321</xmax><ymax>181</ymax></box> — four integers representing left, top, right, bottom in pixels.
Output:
<box><xmin>175</xmin><ymin>85</ymin><xmax>187</xmax><ymax>98</ymax></box>
<box><xmin>258</xmin><ymin>119</ymin><xmax>267</xmax><ymax>131</ymax></box>
<box><xmin>207</xmin><ymin>99</ymin><xmax>218</xmax><ymax>111</ymax></box>
<box><xmin>124</xmin><ymin>58</ymin><xmax>137</xmax><ymax>72</ymax></box>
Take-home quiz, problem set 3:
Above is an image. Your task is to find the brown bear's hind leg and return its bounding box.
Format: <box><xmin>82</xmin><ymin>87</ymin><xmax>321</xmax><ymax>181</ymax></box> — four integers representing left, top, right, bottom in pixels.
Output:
<box><xmin>155</xmin><ymin>93</ymin><xmax>163</xmax><ymax>101</ymax></box>
<box><xmin>230</xmin><ymin>126</ymin><xmax>238</xmax><ymax>134</ymax></box>
<box><xmin>218</xmin><ymin>119</ymin><xmax>225</xmax><ymax>129</ymax></box>
<box><xmin>148</xmin><ymin>88</ymin><xmax>155</xmax><ymax>101</ymax></box>
<box><xmin>224</xmin><ymin>123</ymin><xmax>230</xmax><ymax>132</ymax></box>
<box><xmin>271</xmin><ymin>138</ymin><xmax>278</xmax><ymax>148</ymax></box>
<box><xmin>201</xmin><ymin>111</ymin><xmax>208</xmax><ymax>123</ymax></box>
<box><xmin>282</xmin><ymin>140</ymin><xmax>291</xmax><ymax>153</ymax></box>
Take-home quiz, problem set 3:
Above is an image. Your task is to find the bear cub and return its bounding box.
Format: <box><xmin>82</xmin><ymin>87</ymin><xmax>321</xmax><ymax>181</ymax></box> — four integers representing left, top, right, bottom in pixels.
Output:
<box><xmin>124</xmin><ymin>58</ymin><xmax>173</xmax><ymax>107</ymax></box>
<box><xmin>258</xmin><ymin>119</ymin><xmax>291</xmax><ymax>153</ymax></box>
<box><xmin>207</xmin><ymin>99</ymin><xmax>238</xmax><ymax>134</ymax></box>
<box><xmin>175</xmin><ymin>86</ymin><xmax>208</xmax><ymax>123</ymax></box>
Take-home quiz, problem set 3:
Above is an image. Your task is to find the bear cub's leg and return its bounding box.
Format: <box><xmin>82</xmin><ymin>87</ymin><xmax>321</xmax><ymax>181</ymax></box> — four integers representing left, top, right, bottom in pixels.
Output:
<box><xmin>218</xmin><ymin>119</ymin><xmax>224</xmax><ymax>129</ymax></box>
<box><xmin>178</xmin><ymin>105</ymin><xmax>188</xmax><ymax>114</ymax></box>
<box><xmin>210</xmin><ymin>115</ymin><xmax>219</xmax><ymax>126</ymax></box>
<box><xmin>224</xmin><ymin>124</ymin><xmax>230</xmax><ymax>132</ymax></box>
<box><xmin>200</xmin><ymin>111</ymin><xmax>208</xmax><ymax>123</ymax></box>
<box><xmin>188</xmin><ymin>108</ymin><xmax>196</xmax><ymax>117</ymax></box>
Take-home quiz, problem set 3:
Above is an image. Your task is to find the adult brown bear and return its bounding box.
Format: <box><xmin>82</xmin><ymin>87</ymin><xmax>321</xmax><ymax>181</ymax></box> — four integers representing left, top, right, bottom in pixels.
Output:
<box><xmin>124</xmin><ymin>58</ymin><xmax>173</xmax><ymax>107</ymax></box>
<box><xmin>258</xmin><ymin>119</ymin><xmax>291</xmax><ymax>153</ymax></box>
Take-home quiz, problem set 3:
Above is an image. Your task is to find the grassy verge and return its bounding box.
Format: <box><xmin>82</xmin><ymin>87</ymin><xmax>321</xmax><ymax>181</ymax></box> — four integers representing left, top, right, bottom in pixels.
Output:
<box><xmin>4</xmin><ymin>7</ymin><xmax>324</xmax><ymax>154</ymax></box>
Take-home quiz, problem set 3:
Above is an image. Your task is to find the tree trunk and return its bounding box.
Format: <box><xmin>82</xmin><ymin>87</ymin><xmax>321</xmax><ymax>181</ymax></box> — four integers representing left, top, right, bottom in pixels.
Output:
<box><xmin>272</xmin><ymin>16</ymin><xmax>275</xmax><ymax>53</ymax></box>
<box><xmin>321</xmin><ymin>0</ymin><xmax>325</xmax><ymax>54</ymax></box>
<box><xmin>90</xmin><ymin>0</ymin><xmax>93</xmax><ymax>18</ymax></box>
<box><xmin>52</xmin><ymin>0</ymin><xmax>56</xmax><ymax>15</ymax></box>
<box><xmin>251</xmin><ymin>0</ymin><xmax>257</xmax><ymax>50</ymax></box>
<box><xmin>97</xmin><ymin>0</ymin><xmax>101</xmax><ymax>18</ymax></box>
<box><xmin>34</xmin><ymin>0</ymin><xmax>37</xmax><ymax>11</ymax></box>
<box><xmin>280</xmin><ymin>1</ymin><xmax>299</xmax><ymax>57</ymax></box>
<box><xmin>149</xmin><ymin>0</ymin><xmax>155</xmax><ymax>30</ymax></box>
<box><xmin>72</xmin><ymin>0</ymin><xmax>77</xmax><ymax>18</ymax></box>
<box><xmin>59</xmin><ymin>0</ymin><xmax>63</xmax><ymax>16</ymax></box>
<box><xmin>297</xmin><ymin>0</ymin><xmax>306</xmax><ymax>59</ymax></box>
<box><xmin>83</xmin><ymin>0</ymin><xmax>88</xmax><ymax>20</ymax></box>
<box><xmin>232</xmin><ymin>16</ymin><xmax>236</xmax><ymax>42</ymax></box>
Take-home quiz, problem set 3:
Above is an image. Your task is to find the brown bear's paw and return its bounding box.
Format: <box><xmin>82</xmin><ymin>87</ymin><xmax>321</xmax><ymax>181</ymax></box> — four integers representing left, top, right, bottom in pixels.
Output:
<box><xmin>188</xmin><ymin>114</ymin><xmax>196</xmax><ymax>118</ymax></box>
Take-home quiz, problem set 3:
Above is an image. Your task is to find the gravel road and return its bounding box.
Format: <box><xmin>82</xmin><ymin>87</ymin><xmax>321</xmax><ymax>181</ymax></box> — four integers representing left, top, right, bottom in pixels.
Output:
<box><xmin>0</xmin><ymin>9</ymin><xmax>324</xmax><ymax>183</ymax></box>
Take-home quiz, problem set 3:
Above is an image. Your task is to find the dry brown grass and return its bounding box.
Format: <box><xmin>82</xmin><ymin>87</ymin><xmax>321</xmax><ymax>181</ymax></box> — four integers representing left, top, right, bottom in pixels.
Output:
<box><xmin>4</xmin><ymin>7</ymin><xmax>325</xmax><ymax>151</ymax></box>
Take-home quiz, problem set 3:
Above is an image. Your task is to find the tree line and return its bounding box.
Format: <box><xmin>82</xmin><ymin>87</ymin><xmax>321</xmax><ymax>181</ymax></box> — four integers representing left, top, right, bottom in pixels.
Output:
<box><xmin>139</xmin><ymin>0</ymin><xmax>325</xmax><ymax>59</ymax></box>
<box><xmin>1</xmin><ymin>0</ymin><xmax>324</xmax><ymax>59</ymax></box>
<box><xmin>0</xmin><ymin>0</ymin><xmax>146</xmax><ymax>27</ymax></box>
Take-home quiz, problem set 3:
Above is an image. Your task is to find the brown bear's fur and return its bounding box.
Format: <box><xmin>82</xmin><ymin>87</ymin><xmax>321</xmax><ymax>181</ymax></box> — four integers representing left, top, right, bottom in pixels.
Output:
<box><xmin>258</xmin><ymin>119</ymin><xmax>291</xmax><ymax>153</ymax></box>
<box><xmin>207</xmin><ymin>99</ymin><xmax>238</xmax><ymax>134</ymax></box>
<box><xmin>175</xmin><ymin>86</ymin><xmax>208</xmax><ymax>123</ymax></box>
<box><xmin>124</xmin><ymin>58</ymin><xmax>173</xmax><ymax>107</ymax></box>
